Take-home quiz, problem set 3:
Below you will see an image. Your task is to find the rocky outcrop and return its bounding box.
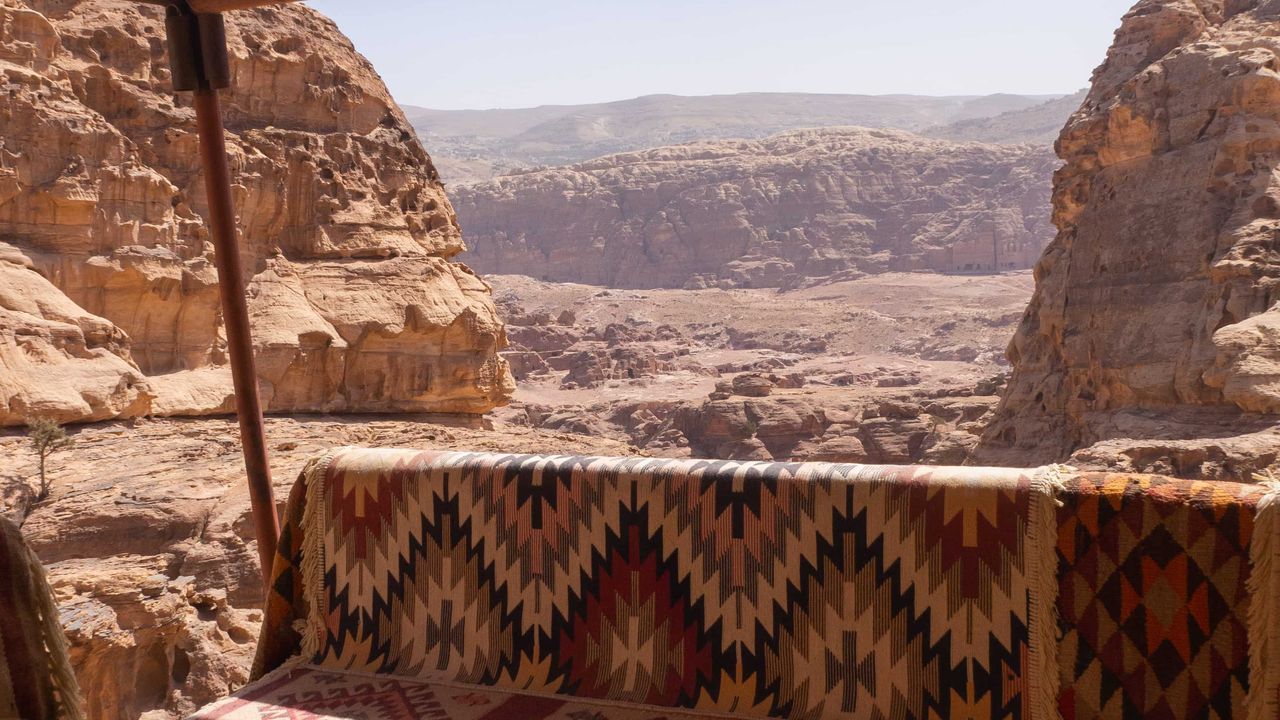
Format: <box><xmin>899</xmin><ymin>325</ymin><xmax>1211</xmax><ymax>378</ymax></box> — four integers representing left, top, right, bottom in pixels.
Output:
<box><xmin>0</xmin><ymin>1</ymin><xmax>513</xmax><ymax>426</ymax></box>
<box><xmin>0</xmin><ymin>245</ymin><xmax>152</xmax><ymax>422</ymax></box>
<box><xmin>453</xmin><ymin>128</ymin><xmax>1058</xmax><ymax>288</ymax></box>
<box><xmin>659</xmin><ymin>391</ymin><xmax>997</xmax><ymax>465</ymax></box>
<box><xmin>975</xmin><ymin>0</ymin><xmax>1280</xmax><ymax>479</ymax></box>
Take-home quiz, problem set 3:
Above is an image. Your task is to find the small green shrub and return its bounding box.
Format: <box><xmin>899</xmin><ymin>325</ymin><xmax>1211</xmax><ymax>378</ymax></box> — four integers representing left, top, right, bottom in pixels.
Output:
<box><xmin>27</xmin><ymin>417</ymin><xmax>73</xmax><ymax>502</ymax></box>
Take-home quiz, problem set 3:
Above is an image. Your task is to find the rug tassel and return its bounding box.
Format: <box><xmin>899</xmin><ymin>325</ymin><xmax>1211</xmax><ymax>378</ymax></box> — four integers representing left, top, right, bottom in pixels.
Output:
<box><xmin>298</xmin><ymin>449</ymin><xmax>340</xmax><ymax>664</ymax></box>
<box><xmin>1247</xmin><ymin>475</ymin><xmax>1280</xmax><ymax>720</ymax></box>
<box><xmin>28</xmin><ymin>546</ymin><xmax>84</xmax><ymax>720</ymax></box>
<box><xmin>1028</xmin><ymin>464</ymin><xmax>1069</xmax><ymax>720</ymax></box>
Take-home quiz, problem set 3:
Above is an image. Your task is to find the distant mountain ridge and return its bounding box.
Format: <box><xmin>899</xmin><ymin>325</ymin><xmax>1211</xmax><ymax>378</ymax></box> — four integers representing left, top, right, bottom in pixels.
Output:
<box><xmin>404</xmin><ymin>92</ymin><xmax>1066</xmax><ymax>184</ymax></box>
<box><xmin>925</xmin><ymin>90</ymin><xmax>1087</xmax><ymax>144</ymax></box>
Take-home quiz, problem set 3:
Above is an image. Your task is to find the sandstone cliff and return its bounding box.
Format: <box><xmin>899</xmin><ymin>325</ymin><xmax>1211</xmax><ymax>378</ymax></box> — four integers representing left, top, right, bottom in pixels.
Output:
<box><xmin>976</xmin><ymin>0</ymin><xmax>1280</xmax><ymax>478</ymax></box>
<box><xmin>0</xmin><ymin>0</ymin><xmax>514</xmax><ymax>426</ymax></box>
<box><xmin>453</xmin><ymin>128</ymin><xmax>1058</xmax><ymax>289</ymax></box>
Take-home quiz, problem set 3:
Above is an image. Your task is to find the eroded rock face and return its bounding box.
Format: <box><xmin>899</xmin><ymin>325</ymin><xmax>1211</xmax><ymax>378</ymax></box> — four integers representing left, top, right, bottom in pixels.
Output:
<box><xmin>453</xmin><ymin>128</ymin><xmax>1057</xmax><ymax>288</ymax></box>
<box><xmin>0</xmin><ymin>243</ymin><xmax>153</xmax><ymax>422</ymax></box>
<box><xmin>0</xmin><ymin>0</ymin><xmax>513</xmax><ymax>425</ymax></box>
<box><xmin>975</xmin><ymin>0</ymin><xmax>1280</xmax><ymax>478</ymax></box>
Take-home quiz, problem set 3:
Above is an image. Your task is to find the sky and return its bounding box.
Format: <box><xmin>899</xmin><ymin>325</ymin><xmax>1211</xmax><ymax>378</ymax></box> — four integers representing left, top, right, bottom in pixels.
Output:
<box><xmin>306</xmin><ymin>0</ymin><xmax>1137</xmax><ymax>111</ymax></box>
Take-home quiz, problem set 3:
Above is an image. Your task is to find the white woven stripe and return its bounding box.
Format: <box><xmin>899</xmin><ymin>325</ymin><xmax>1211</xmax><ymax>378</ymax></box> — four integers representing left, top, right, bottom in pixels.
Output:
<box><xmin>1247</xmin><ymin>478</ymin><xmax>1280</xmax><ymax>720</ymax></box>
<box><xmin>1027</xmin><ymin>464</ymin><xmax>1069</xmax><ymax>720</ymax></box>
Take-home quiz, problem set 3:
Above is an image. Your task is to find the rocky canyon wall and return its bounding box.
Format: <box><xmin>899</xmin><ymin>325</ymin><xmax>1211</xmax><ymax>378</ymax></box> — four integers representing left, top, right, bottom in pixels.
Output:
<box><xmin>976</xmin><ymin>0</ymin><xmax>1280</xmax><ymax>478</ymax></box>
<box><xmin>453</xmin><ymin>128</ymin><xmax>1058</xmax><ymax>289</ymax></box>
<box><xmin>0</xmin><ymin>0</ymin><xmax>513</xmax><ymax>426</ymax></box>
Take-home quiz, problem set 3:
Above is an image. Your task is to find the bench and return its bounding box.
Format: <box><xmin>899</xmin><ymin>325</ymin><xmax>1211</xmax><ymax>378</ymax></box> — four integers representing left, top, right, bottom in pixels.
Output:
<box><xmin>191</xmin><ymin>448</ymin><xmax>1280</xmax><ymax>719</ymax></box>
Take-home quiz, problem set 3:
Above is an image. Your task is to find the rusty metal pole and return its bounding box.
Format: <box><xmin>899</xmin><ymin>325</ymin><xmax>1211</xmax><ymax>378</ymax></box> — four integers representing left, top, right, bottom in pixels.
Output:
<box><xmin>194</xmin><ymin>89</ymin><xmax>279</xmax><ymax>587</ymax></box>
<box><xmin>167</xmin><ymin>4</ymin><xmax>278</xmax><ymax>588</ymax></box>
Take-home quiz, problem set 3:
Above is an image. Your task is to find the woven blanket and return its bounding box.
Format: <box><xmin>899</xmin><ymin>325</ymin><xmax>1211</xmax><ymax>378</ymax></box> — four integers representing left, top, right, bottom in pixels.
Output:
<box><xmin>1056</xmin><ymin>474</ymin><xmax>1270</xmax><ymax>720</ymax></box>
<box><xmin>249</xmin><ymin>448</ymin><xmax>1063</xmax><ymax>720</ymax></box>
<box><xmin>196</xmin><ymin>665</ymin><xmax>744</xmax><ymax>719</ymax></box>
<box><xmin>0</xmin><ymin>516</ymin><xmax>82</xmax><ymax>720</ymax></box>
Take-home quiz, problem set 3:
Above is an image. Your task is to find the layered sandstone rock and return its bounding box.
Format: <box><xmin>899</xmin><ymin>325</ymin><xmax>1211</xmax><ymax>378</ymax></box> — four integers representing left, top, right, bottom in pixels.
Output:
<box><xmin>0</xmin><ymin>0</ymin><xmax>513</xmax><ymax>426</ymax></box>
<box><xmin>0</xmin><ymin>242</ymin><xmax>153</xmax><ymax>422</ymax></box>
<box><xmin>975</xmin><ymin>0</ymin><xmax>1280</xmax><ymax>478</ymax></box>
<box><xmin>453</xmin><ymin>128</ymin><xmax>1058</xmax><ymax>288</ymax></box>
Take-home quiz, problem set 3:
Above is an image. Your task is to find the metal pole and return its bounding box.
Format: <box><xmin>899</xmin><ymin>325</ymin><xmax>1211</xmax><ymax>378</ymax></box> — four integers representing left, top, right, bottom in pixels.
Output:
<box><xmin>193</xmin><ymin>89</ymin><xmax>279</xmax><ymax>587</ymax></box>
<box><xmin>166</xmin><ymin>4</ymin><xmax>278</xmax><ymax>588</ymax></box>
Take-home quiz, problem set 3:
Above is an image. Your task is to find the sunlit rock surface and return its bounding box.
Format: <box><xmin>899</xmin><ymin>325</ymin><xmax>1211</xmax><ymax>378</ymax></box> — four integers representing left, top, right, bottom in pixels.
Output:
<box><xmin>454</xmin><ymin>128</ymin><xmax>1057</xmax><ymax>288</ymax></box>
<box><xmin>0</xmin><ymin>0</ymin><xmax>513</xmax><ymax>426</ymax></box>
<box><xmin>976</xmin><ymin>0</ymin><xmax>1280</xmax><ymax>479</ymax></box>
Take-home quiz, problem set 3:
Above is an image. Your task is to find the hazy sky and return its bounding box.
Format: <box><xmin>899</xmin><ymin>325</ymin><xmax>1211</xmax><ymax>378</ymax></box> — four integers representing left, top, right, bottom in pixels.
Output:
<box><xmin>306</xmin><ymin>0</ymin><xmax>1136</xmax><ymax>111</ymax></box>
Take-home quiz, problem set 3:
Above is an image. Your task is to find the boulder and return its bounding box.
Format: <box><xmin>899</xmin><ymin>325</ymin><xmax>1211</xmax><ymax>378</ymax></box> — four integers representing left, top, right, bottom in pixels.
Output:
<box><xmin>731</xmin><ymin>373</ymin><xmax>775</xmax><ymax>397</ymax></box>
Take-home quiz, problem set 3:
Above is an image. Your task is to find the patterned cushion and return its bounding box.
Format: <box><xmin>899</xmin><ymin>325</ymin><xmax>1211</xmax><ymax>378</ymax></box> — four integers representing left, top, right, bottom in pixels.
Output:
<box><xmin>1056</xmin><ymin>474</ymin><xmax>1264</xmax><ymax>720</ymax></box>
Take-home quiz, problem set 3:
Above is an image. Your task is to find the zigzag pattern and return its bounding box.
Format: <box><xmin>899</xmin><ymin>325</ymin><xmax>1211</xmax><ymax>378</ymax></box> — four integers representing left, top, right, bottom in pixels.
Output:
<box><xmin>306</xmin><ymin>449</ymin><xmax>1041</xmax><ymax>719</ymax></box>
<box><xmin>1056</xmin><ymin>474</ymin><xmax>1263</xmax><ymax>720</ymax></box>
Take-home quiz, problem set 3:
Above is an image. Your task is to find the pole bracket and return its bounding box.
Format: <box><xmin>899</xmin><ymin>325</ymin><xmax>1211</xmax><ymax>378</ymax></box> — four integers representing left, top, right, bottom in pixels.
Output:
<box><xmin>165</xmin><ymin>2</ymin><xmax>231</xmax><ymax>92</ymax></box>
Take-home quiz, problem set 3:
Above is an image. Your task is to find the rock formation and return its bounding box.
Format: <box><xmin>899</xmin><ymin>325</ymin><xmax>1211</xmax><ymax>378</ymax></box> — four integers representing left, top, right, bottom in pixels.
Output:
<box><xmin>490</xmin><ymin>271</ymin><xmax>1028</xmax><ymax>465</ymax></box>
<box><xmin>404</xmin><ymin>92</ymin><xmax>1065</xmax><ymax>184</ymax></box>
<box><xmin>453</xmin><ymin>128</ymin><xmax>1058</xmax><ymax>288</ymax></box>
<box><xmin>975</xmin><ymin>0</ymin><xmax>1280</xmax><ymax>479</ymax></box>
<box><xmin>0</xmin><ymin>0</ymin><xmax>513</xmax><ymax>426</ymax></box>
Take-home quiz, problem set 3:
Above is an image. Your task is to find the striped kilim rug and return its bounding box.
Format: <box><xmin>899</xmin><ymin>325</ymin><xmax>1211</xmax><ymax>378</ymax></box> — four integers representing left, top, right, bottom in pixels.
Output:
<box><xmin>239</xmin><ymin>449</ymin><xmax>1061</xmax><ymax>720</ymax></box>
<box><xmin>194</xmin><ymin>665</ymin><xmax>742</xmax><ymax>719</ymax></box>
<box><xmin>1056</xmin><ymin>473</ymin><xmax>1268</xmax><ymax>720</ymax></box>
<box><xmin>194</xmin><ymin>448</ymin><xmax>1280</xmax><ymax>720</ymax></box>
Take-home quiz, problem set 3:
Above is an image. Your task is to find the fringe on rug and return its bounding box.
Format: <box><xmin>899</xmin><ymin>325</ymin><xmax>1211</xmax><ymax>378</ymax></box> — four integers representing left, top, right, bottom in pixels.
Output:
<box><xmin>298</xmin><ymin>449</ymin><xmax>341</xmax><ymax>664</ymax></box>
<box><xmin>1247</xmin><ymin>474</ymin><xmax>1280</xmax><ymax>720</ymax></box>
<box><xmin>1028</xmin><ymin>464</ymin><xmax>1069</xmax><ymax>720</ymax></box>
<box><xmin>27</xmin><ymin>550</ymin><xmax>84</xmax><ymax>720</ymax></box>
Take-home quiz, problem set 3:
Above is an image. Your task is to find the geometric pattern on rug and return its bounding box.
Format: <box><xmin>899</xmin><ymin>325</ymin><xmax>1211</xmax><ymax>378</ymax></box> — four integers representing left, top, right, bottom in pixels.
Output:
<box><xmin>1055</xmin><ymin>473</ymin><xmax>1263</xmax><ymax>720</ymax></box>
<box><xmin>307</xmin><ymin>449</ymin><xmax>1041</xmax><ymax>720</ymax></box>
<box><xmin>189</xmin><ymin>665</ymin><xmax>729</xmax><ymax>720</ymax></box>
